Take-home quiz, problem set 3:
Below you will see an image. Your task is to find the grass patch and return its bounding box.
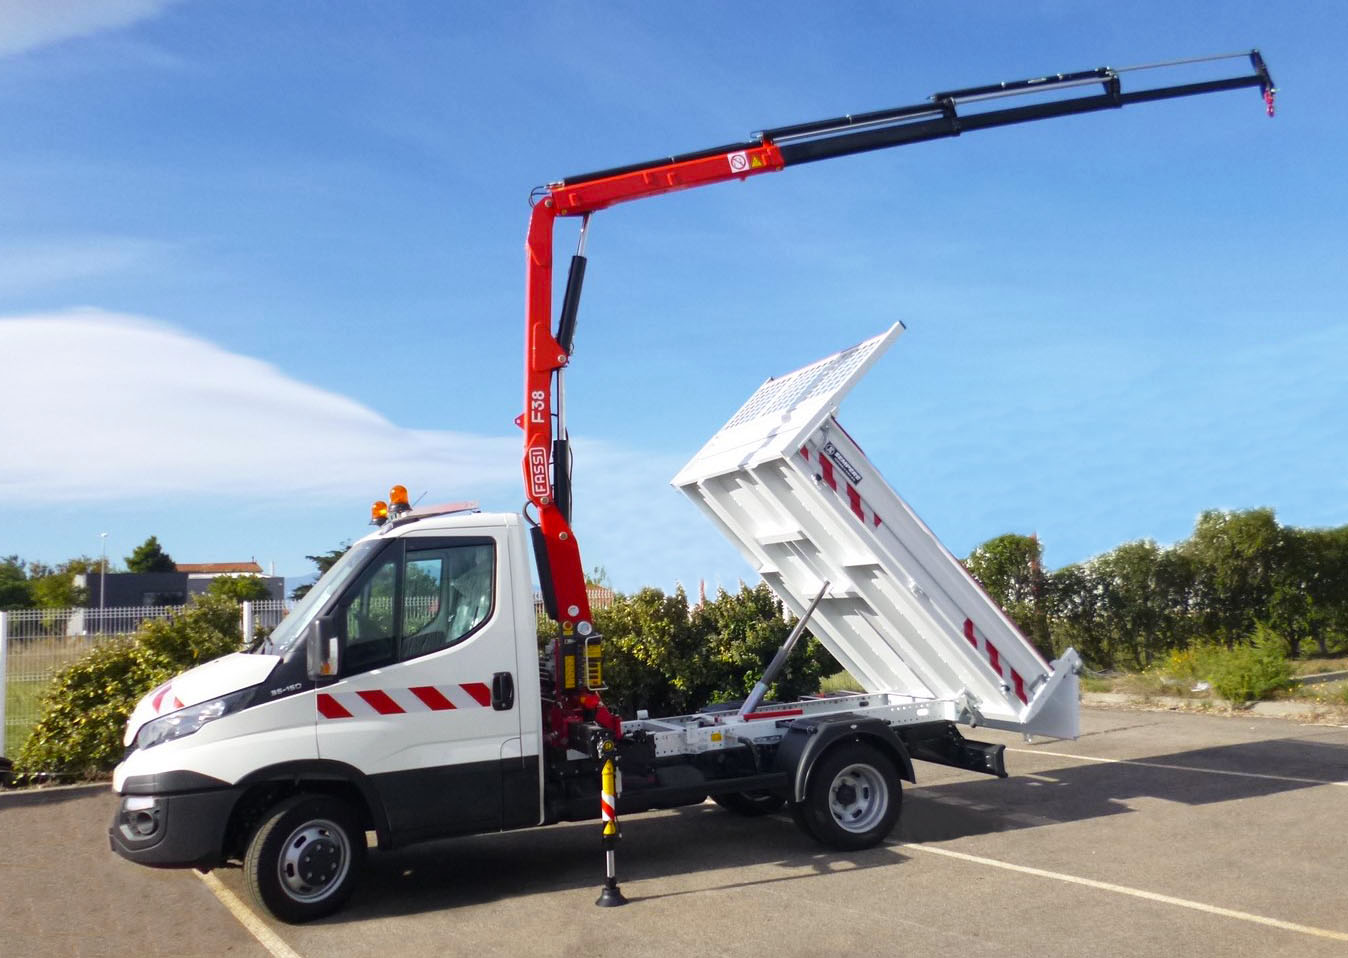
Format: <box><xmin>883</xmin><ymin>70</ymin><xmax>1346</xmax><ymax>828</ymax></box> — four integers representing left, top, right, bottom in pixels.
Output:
<box><xmin>4</xmin><ymin>676</ymin><xmax>50</xmax><ymax>757</ymax></box>
<box><xmin>4</xmin><ymin>635</ymin><xmax>103</xmax><ymax>760</ymax></box>
<box><xmin>1291</xmin><ymin>679</ymin><xmax>1348</xmax><ymax>707</ymax></box>
<box><xmin>817</xmin><ymin>670</ymin><xmax>865</xmax><ymax>695</ymax></box>
<box><xmin>1292</xmin><ymin>656</ymin><xmax>1348</xmax><ymax>676</ymax></box>
<box><xmin>1110</xmin><ymin>670</ymin><xmax>1191</xmax><ymax>699</ymax></box>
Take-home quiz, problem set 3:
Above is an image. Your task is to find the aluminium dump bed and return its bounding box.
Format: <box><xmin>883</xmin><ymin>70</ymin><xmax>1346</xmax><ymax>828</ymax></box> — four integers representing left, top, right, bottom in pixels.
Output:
<box><xmin>672</xmin><ymin>325</ymin><xmax>1080</xmax><ymax>740</ymax></box>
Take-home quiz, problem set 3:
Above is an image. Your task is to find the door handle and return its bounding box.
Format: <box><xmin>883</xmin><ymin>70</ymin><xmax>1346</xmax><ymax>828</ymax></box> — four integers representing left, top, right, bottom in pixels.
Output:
<box><xmin>491</xmin><ymin>671</ymin><xmax>515</xmax><ymax>711</ymax></box>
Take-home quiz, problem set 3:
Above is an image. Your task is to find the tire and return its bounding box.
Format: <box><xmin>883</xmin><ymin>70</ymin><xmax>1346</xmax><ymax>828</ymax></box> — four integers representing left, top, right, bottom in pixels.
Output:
<box><xmin>244</xmin><ymin>793</ymin><xmax>364</xmax><ymax>923</ymax></box>
<box><xmin>712</xmin><ymin>790</ymin><xmax>787</xmax><ymax>816</ymax></box>
<box><xmin>801</xmin><ymin>742</ymin><xmax>901</xmax><ymax>851</ymax></box>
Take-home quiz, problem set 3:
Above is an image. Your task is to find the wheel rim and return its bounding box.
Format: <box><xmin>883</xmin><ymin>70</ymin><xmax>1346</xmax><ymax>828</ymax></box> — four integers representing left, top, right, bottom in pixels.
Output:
<box><xmin>277</xmin><ymin>818</ymin><xmax>351</xmax><ymax>903</ymax></box>
<box><xmin>827</xmin><ymin>763</ymin><xmax>888</xmax><ymax>833</ymax></box>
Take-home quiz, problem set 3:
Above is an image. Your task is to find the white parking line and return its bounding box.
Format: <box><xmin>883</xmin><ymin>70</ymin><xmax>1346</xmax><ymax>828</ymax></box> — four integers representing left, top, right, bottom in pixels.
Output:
<box><xmin>1007</xmin><ymin>747</ymin><xmax>1348</xmax><ymax>788</ymax></box>
<box><xmin>196</xmin><ymin>871</ymin><xmax>303</xmax><ymax>958</ymax></box>
<box><xmin>896</xmin><ymin>842</ymin><xmax>1348</xmax><ymax>943</ymax></box>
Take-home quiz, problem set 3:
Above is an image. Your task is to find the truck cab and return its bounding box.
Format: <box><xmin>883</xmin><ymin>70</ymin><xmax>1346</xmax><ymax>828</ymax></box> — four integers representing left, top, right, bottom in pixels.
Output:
<box><xmin>111</xmin><ymin>510</ymin><xmax>548</xmax><ymax>919</ymax></box>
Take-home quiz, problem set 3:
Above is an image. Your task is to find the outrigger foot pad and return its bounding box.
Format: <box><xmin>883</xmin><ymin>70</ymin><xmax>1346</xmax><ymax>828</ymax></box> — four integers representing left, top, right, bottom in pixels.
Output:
<box><xmin>595</xmin><ymin>881</ymin><xmax>628</xmax><ymax>907</ymax></box>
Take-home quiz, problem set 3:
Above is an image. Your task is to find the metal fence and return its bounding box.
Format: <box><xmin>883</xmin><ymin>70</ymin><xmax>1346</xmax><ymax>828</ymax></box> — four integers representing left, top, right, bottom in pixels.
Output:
<box><xmin>0</xmin><ymin>599</ymin><xmax>289</xmax><ymax>758</ymax></box>
<box><xmin>1</xmin><ymin>588</ymin><xmax>620</xmax><ymax>759</ymax></box>
<box><xmin>533</xmin><ymin>586</ymin><xmax>616</xmax><ymax>619</ymax></box>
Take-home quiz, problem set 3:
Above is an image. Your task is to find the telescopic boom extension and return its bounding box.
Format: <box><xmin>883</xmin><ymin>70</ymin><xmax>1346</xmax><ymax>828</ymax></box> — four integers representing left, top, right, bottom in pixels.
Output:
<box><xmin>521</xmin><ymin>49</ymin><xmax>1274</xmax><ymax>739</ymax></box>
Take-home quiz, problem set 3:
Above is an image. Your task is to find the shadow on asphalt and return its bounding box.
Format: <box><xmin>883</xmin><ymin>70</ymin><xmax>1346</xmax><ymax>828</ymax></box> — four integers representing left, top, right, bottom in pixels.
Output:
<box><xmin>321</xmin><ymin>802</ymin><xmax>907</xmax><ymax>922</ymax></box>
<box><xmin>243</xmin><ymin>734</ymin><xmax>1348</xmax><ymax>924</ymax></box>
<box><xmin>903</xmin><ymin>736</ymin><xmax>1348</xmax><ymax>842</ymax></box>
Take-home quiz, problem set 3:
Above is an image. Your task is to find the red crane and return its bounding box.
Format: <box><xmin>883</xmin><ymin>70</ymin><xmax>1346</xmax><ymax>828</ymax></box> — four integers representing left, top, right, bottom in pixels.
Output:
<box><xmin>520</xmin><ymin>50</ymin><xmax>1274</xmax><ymax>745</ymax></box>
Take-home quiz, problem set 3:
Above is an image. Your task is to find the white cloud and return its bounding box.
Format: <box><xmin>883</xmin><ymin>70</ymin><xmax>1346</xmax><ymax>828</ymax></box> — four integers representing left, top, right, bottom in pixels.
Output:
<box><xmin>0</xmin><ymin>309</ymin><xmax>755</xmax><ymax>591</ymax></box>
<box><xmin>1</xmin><ymin>0</ymin><xmax>181</xmax><ymax>58</ymax></box>
<box><xmin>0</xmin><ymin>309</ymin><xmax>521</xmax><ymax>501</ymax></box>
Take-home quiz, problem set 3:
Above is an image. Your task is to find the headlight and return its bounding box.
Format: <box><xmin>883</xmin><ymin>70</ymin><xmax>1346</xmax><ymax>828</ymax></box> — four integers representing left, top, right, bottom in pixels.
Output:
<box><xmin>135</xmin><ymin>688</ymin><xmax>255</xmax><ymax>750</ymax></box>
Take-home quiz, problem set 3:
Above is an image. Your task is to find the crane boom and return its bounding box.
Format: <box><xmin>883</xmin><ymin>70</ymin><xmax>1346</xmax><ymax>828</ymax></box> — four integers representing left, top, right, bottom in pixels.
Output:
<box><xmin>521</xmin><ymin>49</ymin><xmax>1274</xmax><ymax>739</ymax></box>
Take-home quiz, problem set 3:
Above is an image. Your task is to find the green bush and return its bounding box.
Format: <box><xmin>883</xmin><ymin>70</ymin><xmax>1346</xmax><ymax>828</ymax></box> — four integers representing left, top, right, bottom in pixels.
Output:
<box><xmin>1159</xmin><ymin>646</ymin><xmax>1207</xmax><ymax>684</ymax></box>
<box><xmin>580</xmin><ymin>583</ymin><xmax>836</xmax><ymax>718</ymax></box>
<box><xmin>14</xmin><ymin>594</ymin><xmax>244</xmax><ymax>780</ymax></box>
<box><xmin>1202</xmin><ymin>624</ymin><xmax>1295</xmax><ymax>704</ymax></box>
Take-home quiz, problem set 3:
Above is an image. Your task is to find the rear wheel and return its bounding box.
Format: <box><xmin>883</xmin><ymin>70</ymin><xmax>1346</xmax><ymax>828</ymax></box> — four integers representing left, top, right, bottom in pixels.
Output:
<box><xmin>800</xmin><ymin>742</ymin><xmax>901</xmax><ymax>850</ymax></box>
<box><xmin>712</xmin><ymin>790</ymin><xmax>786</xmax><ymax>816</ymax></box>
<box><xmin>244</xmin><ymin>793</ymin><xmax>364</xmax><ymax>923</ymax></box>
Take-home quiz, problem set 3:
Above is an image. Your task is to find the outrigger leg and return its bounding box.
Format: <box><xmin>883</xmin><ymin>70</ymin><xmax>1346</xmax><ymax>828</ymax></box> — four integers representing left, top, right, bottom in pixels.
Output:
<box><xmin>595</xmin><ymin>739</ymin><xmax>628</xmax><ymax>907</ymax></box>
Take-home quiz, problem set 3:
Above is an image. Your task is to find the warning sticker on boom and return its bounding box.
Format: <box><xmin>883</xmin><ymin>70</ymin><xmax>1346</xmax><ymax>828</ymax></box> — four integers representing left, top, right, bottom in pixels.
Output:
<box><xmin>823</xmin><ymin>441</ymin><xmax>862</xmax><ymax>485</ymax></box>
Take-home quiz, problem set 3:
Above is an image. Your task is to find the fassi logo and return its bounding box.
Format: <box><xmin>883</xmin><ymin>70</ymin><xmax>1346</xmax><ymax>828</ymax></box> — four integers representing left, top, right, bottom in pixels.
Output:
<box><xmin>528</xmin><ymin>446</ymin><xmax>550</xmax><ymax>497</ymax></box>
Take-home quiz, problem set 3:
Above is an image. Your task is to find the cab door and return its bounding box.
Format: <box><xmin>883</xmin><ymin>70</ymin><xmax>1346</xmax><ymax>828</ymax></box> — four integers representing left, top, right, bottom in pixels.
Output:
<box><xmin>315</xmin><ymin>532</ymin><xmax>521</xmax><ymax>843</ymax></box>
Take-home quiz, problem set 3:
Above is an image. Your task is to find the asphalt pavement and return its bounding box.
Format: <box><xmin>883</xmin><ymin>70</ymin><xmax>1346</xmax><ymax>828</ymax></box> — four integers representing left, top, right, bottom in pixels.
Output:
<box><xmin>3</xmin><ymin>706</ymin><xmax>1346</xmax><ymax>958</ymax></box>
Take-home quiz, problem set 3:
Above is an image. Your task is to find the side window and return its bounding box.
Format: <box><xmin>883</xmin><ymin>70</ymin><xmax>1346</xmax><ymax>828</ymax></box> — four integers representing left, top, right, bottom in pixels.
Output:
<box><xmin>402</xmin><ymin>556</ymin><xmax>443</xmax><ymax>637</ymax></box>
<box><xmin>341</xmin><ymin>553</ymin><xmax>398</xmax><ymax>674</ymax></box>
<box><xmin>399</xmin><ymin>543</ymin><xmax>495</xmax><ymax>662</ymax></box>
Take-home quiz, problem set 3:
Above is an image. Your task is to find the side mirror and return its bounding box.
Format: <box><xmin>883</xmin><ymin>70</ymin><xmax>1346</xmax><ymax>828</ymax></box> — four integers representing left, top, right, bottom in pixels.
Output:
<box><xmin>306</xmin><ymin>616</ymin><xmax>339</xmax><ymax>680</ymax></box>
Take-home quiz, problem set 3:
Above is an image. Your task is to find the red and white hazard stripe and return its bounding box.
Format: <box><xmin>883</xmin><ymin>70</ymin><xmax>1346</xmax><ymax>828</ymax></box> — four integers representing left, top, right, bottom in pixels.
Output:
<box><xmin>316</xmin><ymin>682</ymin><xmax>492</xmax><ymax>720</ymax></box>
<box><xmin>963</xmin><ymin>619</ymin><xmax>1028</xmax><ymax>704</ymax></box>
<box><xmin>801</xmin><ymin>446</ymin><xmax>884</xmax><ymax>529</ymax></box>
<box><xmin>802</xmin><ymin>443</ymin><xmax>1030</xmax><ymax>706</ymax></box>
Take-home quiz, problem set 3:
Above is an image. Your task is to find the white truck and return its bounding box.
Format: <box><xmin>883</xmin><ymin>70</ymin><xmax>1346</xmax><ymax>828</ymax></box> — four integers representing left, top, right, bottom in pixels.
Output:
<box><xmin>109</xmin><ymin>327</ymin><xmax>1079</xmax><ymax>921</ymax></box>
<box><xmin>108</xmin><ymin>54</ymin><xmax>1273</xmax><ymax>921</ymax></box>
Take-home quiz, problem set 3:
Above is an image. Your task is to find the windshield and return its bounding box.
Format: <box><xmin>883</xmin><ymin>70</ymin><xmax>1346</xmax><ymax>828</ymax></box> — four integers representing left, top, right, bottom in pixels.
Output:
<box><xmin>262</xmin><ymin>540</ymin><xmax>383</xmax><ymax>655</ymax></box>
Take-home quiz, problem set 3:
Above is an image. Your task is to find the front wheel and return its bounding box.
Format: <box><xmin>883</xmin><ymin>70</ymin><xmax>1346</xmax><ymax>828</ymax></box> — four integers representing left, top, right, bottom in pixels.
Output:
<box><xmin>799</xmin><ymin>742</ymin><xmax>901</xmax><ymax>851</ymax></box>
<box><xmin>244</xmin><ymin>793</ymin><xmax>364</xmax><ymax>923</ymax></box>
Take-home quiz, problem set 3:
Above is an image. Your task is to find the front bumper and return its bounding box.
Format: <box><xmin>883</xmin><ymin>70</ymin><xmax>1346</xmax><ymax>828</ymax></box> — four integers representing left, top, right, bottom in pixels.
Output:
<box><xmin>108</xmin><ymin>785</ymin><xmax>239</xmax><ymax>869</ymax></box>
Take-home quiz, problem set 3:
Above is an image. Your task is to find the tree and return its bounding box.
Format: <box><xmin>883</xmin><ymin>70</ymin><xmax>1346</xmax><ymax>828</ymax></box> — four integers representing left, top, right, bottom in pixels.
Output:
<box><xmin>1276</xmin><ymin>525</ymin><xmax>1348</xmax><ymax>657</ymax></box>
<box><xmin>125</xmin><ymin>536</ymin><xmax>177</xmax><ymax>574</ymax></box>
<box><xmin>1313</xmin><ymin>526</ymin><xmax>1348</xmax><ymax>654</ymax></box>
<box><xmin>208</xmin><ymin>575</ymin><xmax>273</xmax><ymax>602</ymax></box>
<box><xmin>0</xmin><ymin>556</ymin><xmax>34</xmax><ymax>610</ymax></box>
<box><xmin>1181</xmin><ymin>508</ymin><xmax>1282</xmax><ymax>646</ymax></box>
<box><xmin>964</xmin><ymin>533</ymin><xmax>1051</xmax><ymax>658</ymax></box>
<box><xmin>1047</xmin><ymin>562</ymin><xmax>1107</xmax><ymax>666</ymax></box>
<box><xmin>1088</xmin><ymin>540</ymin><xmax>1197</xmax><ymax>668</ymax></box>
<box><xmin>290</xmin><ymin>542</ymin><xmax>351</xmax><ymax>601</ymax></box>
<box><xmin>27</xmin><ymin>556</ymin><xmax>99</xmax><ymax>608</ymax></box>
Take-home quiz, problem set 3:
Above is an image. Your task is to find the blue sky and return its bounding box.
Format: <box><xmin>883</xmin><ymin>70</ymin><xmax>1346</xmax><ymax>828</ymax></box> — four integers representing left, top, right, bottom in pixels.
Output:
<box><xmin>1</xmin><ymin>1</ymin><xmax>1343</xmax><ymax>592</ymax></box>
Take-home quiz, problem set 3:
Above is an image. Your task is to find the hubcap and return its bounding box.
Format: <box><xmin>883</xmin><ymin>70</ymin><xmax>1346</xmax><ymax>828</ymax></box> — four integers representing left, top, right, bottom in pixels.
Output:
<box><xmin>828</xmin><ymin>763</ymin><xmax>888</xmax><ymax>833</ymax></box>
<box><xmin>278</xmin><ymin>819</ymin><xmax>350</xmax><ymax>902</ymax></box>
